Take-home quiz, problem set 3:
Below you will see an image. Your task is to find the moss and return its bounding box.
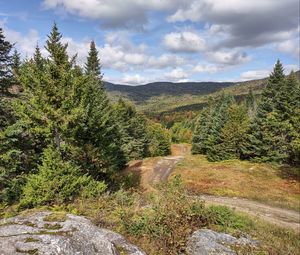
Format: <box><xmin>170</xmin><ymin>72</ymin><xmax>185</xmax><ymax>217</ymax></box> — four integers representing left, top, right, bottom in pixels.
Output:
<box><xmin>23</xmin><ymin>221</ymin><xmax>37</xmax><ymax>228</ymax></box>
<box><xmin>43</xmin><ymin>212</ymin><xmax>67</xmax><ymax>222</ymax></box>
<box><xmin>115</xmin><ymin>244</ymin><xmax>129</xmax><ymax>255</ymax></box>
<box><xmin>43</xmin><ymin>223</ymin><xmax>62</xmax><ymax>230</ymax></box>
<box><xmin>15</xmin><ymin>248</ymin><xmax>38</xmax><ymax>254</ymax></box>
<box><xmin>24</xmin><ymin>237</ymin><xmax>39</xmax><ymax>243</ymax></box>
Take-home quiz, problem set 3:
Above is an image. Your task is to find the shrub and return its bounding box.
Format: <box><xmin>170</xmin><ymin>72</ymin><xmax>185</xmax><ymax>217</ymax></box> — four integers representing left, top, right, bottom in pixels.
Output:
<box><xmin>118</xmin><ymin>176</ymin><xmax>207</xmax><ymax>254</ymax></box>
<box><xmin>20</xmin><ymin>146</ymin><xmax>106</xmax><ymax>208</ymax></box>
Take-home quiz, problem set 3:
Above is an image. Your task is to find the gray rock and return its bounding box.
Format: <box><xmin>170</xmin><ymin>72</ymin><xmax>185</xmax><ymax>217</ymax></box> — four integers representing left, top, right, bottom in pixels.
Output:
<box><xmin>186</xmin><ymin>229</ymin><xmax>259</xmax><ymax>255</ymax></box>
<box><xmin>0</xmin><ymin>211</ymin><xmax>146</xmax><ymax>255</ymax></box>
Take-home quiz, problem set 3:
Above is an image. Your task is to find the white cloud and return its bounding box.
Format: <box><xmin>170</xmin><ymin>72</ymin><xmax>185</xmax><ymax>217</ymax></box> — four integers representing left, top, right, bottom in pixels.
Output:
<box><xmin>193</xmin><ymin>64</ymin><xmax>221</xmax><ymax>73</ymax></box>
<box><xmin>118</xmin><ymin>74</ymin><xmax>150</xmax><ymax>85</ymax></box>
<box><xmin>168</xmin><ymin>0</ymin><xmax>298</xmax><ymax>48</ymax></box>
<box><xmin>285</xmin><ymin>64</ymin><xmax>299</xmax><ymax>74</ymax></box>
<box><xmin>207</xmin><ymin>50</ymin><xmax>250</xmax><ymax>66</ymax></box>
<box><xmin>148</xmin><ymin>54</ymin><xmax>185</xmax><ymax>69</ymax></box>
<box><xmin>163</xmin><ymin>31</ymin><xmax>206</xmax><ymax>53</ymax></box>
<box><xmin>164</xmin><ymin>68</ymin><xmax>189</xmax><ymax>81</ymax></box>
<box><xmin>3</xmin><ymin>28</ymin><xmax>40</xmax><ymax>57</ymax></box>
<box><xmin>42</xmin><ymin>0</ymin><xmax>183</xmax><ymax>28</ymax></box>
<box><xmin>277</xmin><ymin>37</ymin><xmax>300</xmax><ymax>59</ymax></box>
<box><xmin>240</xmin><ymin>70</ymin><xmax>270</xmax><ymax>80</ymax></box>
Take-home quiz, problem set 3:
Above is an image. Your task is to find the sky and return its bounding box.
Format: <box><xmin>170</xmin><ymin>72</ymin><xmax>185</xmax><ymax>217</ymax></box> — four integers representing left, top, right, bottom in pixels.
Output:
<box><xmin>0</xmin><ymin>0</ymin><xmax>299</xmax><ymax>85</ymax></box>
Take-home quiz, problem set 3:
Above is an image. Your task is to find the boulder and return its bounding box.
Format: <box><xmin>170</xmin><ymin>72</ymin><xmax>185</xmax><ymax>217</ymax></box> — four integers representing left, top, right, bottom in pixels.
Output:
<box><xmin>0</xmin><ymin>211</ymin><xmax>145</xmax><ymax>255</ymax></box>
<box><xmin>186</xmin><ymin>229</ymin><xmax>259</xmax><ymax>255</ymax></box>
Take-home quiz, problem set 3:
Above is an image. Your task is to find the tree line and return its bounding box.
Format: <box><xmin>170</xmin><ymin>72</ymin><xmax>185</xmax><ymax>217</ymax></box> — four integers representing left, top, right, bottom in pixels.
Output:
<box><xmin>0</xmin><ymin>24</ymin><xmax>171</xmax><ymax>207</ymax></box>
<box><xmin>192</xmin><ymin>60</ymin><xmax>300</xmax><ymax>165</ymax></box>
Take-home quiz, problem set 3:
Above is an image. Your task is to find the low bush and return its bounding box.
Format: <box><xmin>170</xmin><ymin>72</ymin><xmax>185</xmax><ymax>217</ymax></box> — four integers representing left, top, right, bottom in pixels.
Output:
<box><xmin>20</xmin><ymin>146</ymin><xmax>106</xmax><ymax>208</ymax></box>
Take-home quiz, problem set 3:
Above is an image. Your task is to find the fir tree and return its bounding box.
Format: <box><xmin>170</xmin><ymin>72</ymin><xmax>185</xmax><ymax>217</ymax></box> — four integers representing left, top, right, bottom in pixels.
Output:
<box><xmin>0</xmin><ymin>23</ymin><xmax>126</xmax><ymax>204</ymax></box>
<box><xmin>0</xmin><ymin>27</ymin><xmax>13</xmax><ymax>94</ymax></box>
<box><xmin>147</xmin><ymin>121</ymin><xmax>171</xmax><ymax>157</ymax></box>
<box><xmin>215</xmin><ymin>104</ymin><xmax>249</xmax><ymax>160</ymax></box>
<box><xmin>85</xmin><ymin>40</ymin><xmax>102</xmax><ymax>78</ymax></box>
<box><xmin>114</xmin><ymin>99</ymin><xmax>149</xmax><ymax>160</ymax></box>
<box><xmin>11</xmin><ymin>49</ymin><xmax>21</xmax><ymax>77</ymax></box>
<box><xmin>243</xmin><ymin>60</ymin><xmax>299</xmax><ymax>164</ymax></box>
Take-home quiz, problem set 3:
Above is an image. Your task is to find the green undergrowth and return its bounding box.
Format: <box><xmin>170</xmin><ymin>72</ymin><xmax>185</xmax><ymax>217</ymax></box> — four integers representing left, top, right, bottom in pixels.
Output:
<box><xmin>1</xmin><ymin>176</ymin><xmax>299</xmax><ymax>255</ymax></box>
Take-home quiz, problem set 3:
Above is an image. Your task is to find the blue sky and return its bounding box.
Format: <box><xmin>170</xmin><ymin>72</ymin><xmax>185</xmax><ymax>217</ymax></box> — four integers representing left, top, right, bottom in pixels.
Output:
<box><xmin>0</xmin><ymin>0</ymin><xmax>299</xmax><ymax>84</ymax></box>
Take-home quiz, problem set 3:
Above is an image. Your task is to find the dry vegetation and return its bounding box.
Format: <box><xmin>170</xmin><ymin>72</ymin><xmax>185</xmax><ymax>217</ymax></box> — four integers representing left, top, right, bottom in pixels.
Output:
<box><xmin>172</xmin><ymin>155</ymin><xmax>300</xmax><ymax>211</ymax></box>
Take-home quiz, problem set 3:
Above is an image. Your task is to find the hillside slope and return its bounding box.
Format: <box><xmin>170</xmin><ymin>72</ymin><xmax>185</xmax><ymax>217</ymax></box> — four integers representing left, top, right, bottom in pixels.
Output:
<box><xmin>105</xmin><ymin>70</ymin><xmax>299</xmax><ymax>115</ymax></box>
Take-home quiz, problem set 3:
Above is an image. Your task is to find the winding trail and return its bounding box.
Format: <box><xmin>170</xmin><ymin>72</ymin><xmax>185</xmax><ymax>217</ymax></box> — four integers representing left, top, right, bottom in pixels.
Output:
<box><xmin>127</xmin><ymin>144</ymin><xmax>300</xmax><ymax>232</ymax></box>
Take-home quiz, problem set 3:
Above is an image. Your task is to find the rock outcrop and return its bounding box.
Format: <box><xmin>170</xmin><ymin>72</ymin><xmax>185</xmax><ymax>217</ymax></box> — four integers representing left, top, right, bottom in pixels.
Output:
<box><xmin>186</xmin><ymin>229</ymin><xmax>259</xmax><ymax>255</ymax></box>
<box><xmin>0</xmin><ymin>211</ymin><xmax>145</xmax><ymax>255</ymax></box>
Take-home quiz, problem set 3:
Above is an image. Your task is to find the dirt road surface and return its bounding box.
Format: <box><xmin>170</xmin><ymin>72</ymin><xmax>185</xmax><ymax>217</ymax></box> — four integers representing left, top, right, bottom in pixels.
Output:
<box><xmin>126</xmin><ymin>144</ymin><xmax>300</xmax><ymax>231</ymax></box>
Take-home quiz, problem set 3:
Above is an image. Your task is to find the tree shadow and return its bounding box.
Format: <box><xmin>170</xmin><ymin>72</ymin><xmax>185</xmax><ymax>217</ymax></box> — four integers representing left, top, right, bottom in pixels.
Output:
<box><xmin>277</xmin><ymin>165</ymin><xmax>300</xmax><ymax>181</ymax></box>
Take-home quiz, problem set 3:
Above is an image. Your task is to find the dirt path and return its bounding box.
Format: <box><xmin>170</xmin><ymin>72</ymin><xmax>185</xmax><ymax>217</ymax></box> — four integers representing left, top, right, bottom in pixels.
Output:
<box><xmin>196</xmin><ymin>195</ymin><xmax>300</xmax><ymax>232</ymax></box>
<box><xmin>127</xmin><ymin>144</ymin><xmax>300</xmax><ymax>231</ymax></box>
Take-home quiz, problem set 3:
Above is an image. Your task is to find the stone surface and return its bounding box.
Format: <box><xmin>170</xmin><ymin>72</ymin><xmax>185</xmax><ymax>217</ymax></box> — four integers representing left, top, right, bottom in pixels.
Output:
<box><xmin>0</xmin><ymin>211</ymin><xmax>145</xmax><ymax>255</ymax></box>
<box><xmin>186</xmin><ymin>229</ymin><xmax>259</xmax><ymax>255</ymax></box>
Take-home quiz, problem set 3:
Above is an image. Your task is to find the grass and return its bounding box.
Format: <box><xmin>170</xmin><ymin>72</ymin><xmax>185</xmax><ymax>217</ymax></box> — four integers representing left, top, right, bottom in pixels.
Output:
<box><xmin>15</xmin><ymin>248</ymin><xmax>38</xmax><ymax>254</ymax></box>
<box><xmin>172</xmin><ymin>155</ymin><xmax>300</xmax><ymax>211</ymax></box>
<box><xmin>43</xmin><ymin>212</ymin><xmax>67</xmax><ymax>222</ymax></box>
<box><xmin>24</xmin><ymin>237</ymin><xmax>39</xmax><ymax>243</ymax></box>
<box><xmin>1</xmin><ymin>181</ymin><xmax>299</xmax><ymax>255</ymax></box>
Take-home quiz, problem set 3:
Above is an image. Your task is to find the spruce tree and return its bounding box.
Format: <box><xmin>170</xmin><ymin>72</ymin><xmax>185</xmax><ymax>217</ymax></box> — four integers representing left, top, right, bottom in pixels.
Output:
<box><xmin>85</xmin><ymin>40</ymin><xmax>102</xmax><ymax>78</ymax></box>
<box><xmin>11</xmin><ymin>49</ymin><xmax>21</xmax><ymax>77</ymax></box>
<box><xmin>243</xmin><ymin>60</ymin><xmax>299</xmax><ymax>164</ymax></box>
<box><xmin>114</xmin><ymin>98</ymin><xmax>149</xmax><ymax>160</ymax></box>
<box><xmin>215</xmin><ymin>104</ymin><xmax>249</xmax><ymax>160</ymax></box>
<box><xmin>0</xmin><ymin>23</ymin><xmax>126</xmax><ymax>205</ymax></box>
<box><xmin>0</xmin><ymin>27</ymin><xmax>13</xmax><ymax>94</ymax></box>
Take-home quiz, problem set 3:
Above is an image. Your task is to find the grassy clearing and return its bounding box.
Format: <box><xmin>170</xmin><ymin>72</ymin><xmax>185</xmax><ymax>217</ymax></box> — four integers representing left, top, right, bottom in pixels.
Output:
<box><xmin>172</xmin><ymin>155</ymin><xmax>300</xmax><ymax>211</ymax></box>
<box><xmin>1</xmin><ymin>177</ymin><xmax>299</xmax><ymax>254</ymax></box>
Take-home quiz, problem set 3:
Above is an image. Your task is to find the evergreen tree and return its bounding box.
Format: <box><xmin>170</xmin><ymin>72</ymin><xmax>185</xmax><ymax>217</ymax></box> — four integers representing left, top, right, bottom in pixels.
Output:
<box><xmin>245</xmin><ymin>88</ymin><xmax>256</xmax><ymax>119</ymax></box>
<box><xmin>214</xmin><ymin>104</ymin><xmax>249</xmax><ymax>160</ymax></box>
<box><xmin>85</xmin><ymin>40</ymin><xmax>102</xmax><ymax>78</ymax></box>
<box><xmin>1</xmin><ymin>23</ymin><xmax>126</xmax><ymax>204</ymax></box>
<box><xmin>33</xmin><ymin>44</ymin><xmax>45</xmax><ymax>71</ymax></box>
<box><xmin>114</xmin><ymin>99</ymin><xmax>149</xmax><ymax>160</ymax></box>
<box><xmin>148</xmin><ymin>121</ymin><xmax>171</xmax><ymax>157</ymax></box>
<box><xmin>0</xmin><ymin>27</ymin><xmax>13</xmax><ymax>94</ymax></box>
<box><xmin>243</xmin><ymin>60</ymin><xmax>299</xmax><ymax>164</ymax></box>
<box><xmin>11</xmin><ymin>49</ymin><xmax>21</xmax><ymax>77</ymax></box>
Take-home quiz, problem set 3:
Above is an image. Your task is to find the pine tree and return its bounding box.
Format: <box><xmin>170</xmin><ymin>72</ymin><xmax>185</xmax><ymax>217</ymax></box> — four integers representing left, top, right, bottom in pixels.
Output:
<box><xmin>0</xmin><ymin>27</ymin><xmax>13</xmax><ymax>94</ymax></box>
<box><xmin>0</xmin><ymin>23</ymin><xmax>127</xmax><ymax>205</ymax></box>
<box><xmin>114</xmin><ymin>99</ymin><xmax>149</xmax><ymax>160</ymax></box>
<box><xmin>243</xmin><ymin>60</ymin><xmax>299</xmax><ymax>163</ymax></box>
<box><xmin>85</xmin><ymin>40</ymin><xmax>102</xmax><ymax>78</ymax></box>
<box><xmin>147</xmin><ymin>121</ymin><xmax>171</xmax><ymax>157</ymax></box>
<box><xmin>245</xmin><ymin>88</ymin><xmax>256</xmax><ymax>119</ymax></box>
<box><xmin>11</xmin><ymin>49</ymin><xmax>21</xmax><ymax>77</ymax></box>
<box><xmin>33</xmin><ymin>44</ymin><xmax>44</xmax><ymax>71</ymax></box>
<box><xmin>45</xmin><ymin>23</ymin><xmax>69</xmax><ymax>66</ymax></box>
<box><xmin>192</xmin><ymin>93</ymin><xmax>234</xmax><ymax>160</ymax></box>
<box><xmin>215</xmin><ymin>104</ymin><xmax>249</xmax><ymax>160</ymax></box>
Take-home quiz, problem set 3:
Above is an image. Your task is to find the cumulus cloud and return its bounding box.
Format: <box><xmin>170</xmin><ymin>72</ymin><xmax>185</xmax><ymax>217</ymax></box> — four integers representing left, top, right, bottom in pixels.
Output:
<box><xmin>168</xmin><ymin>0</ymin><xmax>299</xmax><ymax>48</ymax></box>
<box><xmin>164</xmin><ymin>68</ymin><xmax>189</xmax><ymax>81</ymax></box>
<box><xmin>277</xmin><ymin>37</ymin><xmax>300</xmax><ymax>59</ymax></box>
<box><xmin>207</xmin><ymin>50</ymin><xmax>250</xmax><ymax>66</ymax></box>
<box><xmin>119</xmin><ymin>74</ymin><xmax>150</xmax><ymax>85</ymax></box>
<box><xmin>163</xmin><ymin>31</ymin><xmax>206</xmax><ymax>53</ymax></box>
<box><xmin>193</xmin><ymin>64</ymin><xmax>221</xmax><ymax>74</ymax></box>
<box><xmin>3</xmin><ymin>26</ymin><xmax>41</xmax><ymax>57</ymax></box>
<box><xmin>42</xmin><ymin>0</ymin><xmax>183</xmax><ymax>28</ymax></box>
<box><xmin>240</xmin><ymin>70</ymin><xmax>270</xmax><ymax>80</ymax></box>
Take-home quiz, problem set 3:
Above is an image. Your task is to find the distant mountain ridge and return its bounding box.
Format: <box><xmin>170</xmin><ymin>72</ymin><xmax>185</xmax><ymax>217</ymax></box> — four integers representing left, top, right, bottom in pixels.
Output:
<box><xmin>104</xmin><ymin>81</ymin><xmax>235</xmax><ymax>102</ymax></box>
<box><xmin>104</xmin><ymin>70</ymin><xmax>300</xmax><ymax>114</ymax></box>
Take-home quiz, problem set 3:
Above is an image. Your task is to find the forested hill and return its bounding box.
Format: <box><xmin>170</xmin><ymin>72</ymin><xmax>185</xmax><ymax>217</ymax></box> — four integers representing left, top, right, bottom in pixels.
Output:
<box><xmin>104</xmin><ymin>81</ymin><xmax>235</xmax><ymax>102</ymax></box>
<box><xmin>104</xmin><ymin>70</ymin><xmax>300</xmax><ymax>114</ymax></box>
<box><xmin>104</xmin><ymin>71</ymin><xmax>300</xmax><ymax>102</ymax></box>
